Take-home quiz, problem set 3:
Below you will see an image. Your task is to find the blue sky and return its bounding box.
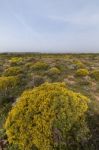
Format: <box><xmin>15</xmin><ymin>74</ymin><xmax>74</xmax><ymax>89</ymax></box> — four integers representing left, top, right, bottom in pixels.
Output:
<box><xmin>0</xmin><ymin>0</ymin><xmax>99</xmax><ymax>52</ymax></box>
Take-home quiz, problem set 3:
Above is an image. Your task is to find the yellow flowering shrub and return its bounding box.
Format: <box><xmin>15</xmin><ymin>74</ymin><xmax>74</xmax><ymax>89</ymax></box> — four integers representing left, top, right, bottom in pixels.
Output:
<box><xmin>3</xmin><ymin>67</ymin><xmax>22</xmax><ymax>76</ymax></box>
<box><xmin>0</xmin><ymin>76</ymin><xmax>20</xmax><ymax>104</ymax></box>
<box><xmin>90</xmin><ymin>70</ymin><xmax>99</xmax><ymax>80</ymax></box>
<box><xmin>73</xmin><ymin>61</ymin><xmax>85</xmax><ymax>69</ymax></box>
<box><xmin>25</xmin><ymin>62</ymin><xmax>34</xmax><ymax>68</ymax></box>
<box><xmin>9</xmin><ymin>57</ymin><xmax>23</xmax><ymax>65</ymax></box>
<box><xmin>31</xmin><ymin>62</ymin><xmax>49</xmax><ymax>71</ymax></box>
<box><xmin>76</xmin><ymin>69</ymin><xmax>89</xmax><ymax>76</ymax></box>
<box><xmin>5</xmin><ymin>82</ymin><xmax>89</xmax><ymax>150</ymax></box>
<box><xmin>48</xmin><ymin>67</ymin><xmax>61</xmax><ymax>75</ymax></box>
<box><xmin>0</xmin><ymin>76</ymin><xmax>19</xmax><ymax>90</ymax></box>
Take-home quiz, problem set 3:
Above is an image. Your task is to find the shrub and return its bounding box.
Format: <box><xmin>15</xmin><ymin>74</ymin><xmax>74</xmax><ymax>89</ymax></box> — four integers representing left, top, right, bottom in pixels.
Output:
<box><xmin>9</xmin><ymin>57</ymin><xmax>23</xmax><ymax>65</ymax></box>
<box><xmin>47</xmin><ymin>67</ymin><xmax>61</xmax><ymax>81</ymax></box>
<box><xmin>3</xmin><ymin>67</ymin><xmax>22</xmax><ymax>76</ymax></box>
<box><xmin>78</xmin><ymin>76</ymin><xmax>91</xmax><ymax>85</ymax></box>
<box><xmin>90</xmin><ymin>70</ymin><xmax>99</xmax><ymax>80</ymax></box>
<box><xmin>31</xmin><ymin>62</ymin><xmax>49</xmax><ymax>71</ymax></box>
<box><xmin>0</xmin><ymin>104</ymin><xmax>12</xmax><ymax>132</ymax></box>
<box><xmin>0</xmin><ymin>76</ymin><xmax>20</xmax><ymax>104</ymax></box>
<box><xmin>27</xmin><ymin>75</ymin><xmax>45</xmax><ymax>88</ymax></box>
<box><xmin>25</xmin><ymin>62</ymin><xmax>34</xmax><ymax>68</ymax></box>
<box><xmin>76</xmin><ymin>69</ymin><xmax>89</xmax><ymax>76</ymax></box>
<box><xmin>5</xmin><ymin>82</ymin><xmax>89</xmax><ymax>150</ymax></box>
<box><xmin>73</xmin><ymin>61</ymin><xmax>85</xmax><ymax>69</ymax></box>
<box><xmin>48</xmin><ymin>67</ymin><xmax>60</xmax><ymax>75</ymax></box>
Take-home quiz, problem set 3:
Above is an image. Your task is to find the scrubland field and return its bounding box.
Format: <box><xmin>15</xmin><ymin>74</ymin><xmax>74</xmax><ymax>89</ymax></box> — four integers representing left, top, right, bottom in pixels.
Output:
<box><xmin>0</xmin><ymin>53</ymin><xmax>99</xmax><ymax>150</ymax></box>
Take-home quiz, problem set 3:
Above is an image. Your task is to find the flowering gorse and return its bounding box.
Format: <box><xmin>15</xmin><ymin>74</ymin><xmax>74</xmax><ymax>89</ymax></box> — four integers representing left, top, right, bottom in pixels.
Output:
<box><xmin>5</xmin><ymin>82</ymin><xmax>89</xmax><ymax>150</ymax></box>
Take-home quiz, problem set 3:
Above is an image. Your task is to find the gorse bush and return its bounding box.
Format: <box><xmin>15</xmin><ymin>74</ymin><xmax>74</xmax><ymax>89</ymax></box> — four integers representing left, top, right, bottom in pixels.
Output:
<box><xmin>76</xmin><ymin>69</ymin><xmax>89</xmax><ymax>76</ymax></box>
<box><xmin>48</xmin><ymin>67</ymin><xmax>61</xmax><ymax>75</ymax></box>
<box><xmin>25</xmin><ymin>62</ymin><xmax>34</xmax><ymax>68</ymax></box>
<box><xmin>0</xmin><ymin>76</ymin><xmax>19</xmax><ymax>90</ymax></box>
<box><xmin>3</xmin><ymin>67</ymin><xmax>22</xmax><ymax>76</ymax></box>
<box><xmin>90</xmin><ymin>70</ymin><xmax>99</xmax><ymax>80</ymax></box>
<box><xmin>5</xmin><ymin>82</ymin><xmax>89</xmax><ymax>150</ymax></box>
<box><xmin>0</xmin><ymin>76</ymin><xmax>20</xmax><ymax>104</ymax></box>
<box><xmin>9</xmin><ymin>57</ymin><xmax>23</xmax><ymax>65</ymax></box>
<box><xmin>73</xmin><ymin>61</ymin><xmax>85</xmax><ymax>69</ymax></box>
<box><xmin>47</xmin><ymin>67</ymin><xmax>61</xmax><ymax>81</ymax></box>
<box><xmin>32</xmin><ymin>62</ymin><xmax>49</xmax><ymax>71</ymax></box>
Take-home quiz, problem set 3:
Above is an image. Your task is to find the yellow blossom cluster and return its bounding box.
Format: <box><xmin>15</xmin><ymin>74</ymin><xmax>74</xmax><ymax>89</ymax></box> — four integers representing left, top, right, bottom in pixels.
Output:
<box><xmin>5</xmin><ymin>82</ymin><xmax>89</xmax><ymax>150</ymax></box>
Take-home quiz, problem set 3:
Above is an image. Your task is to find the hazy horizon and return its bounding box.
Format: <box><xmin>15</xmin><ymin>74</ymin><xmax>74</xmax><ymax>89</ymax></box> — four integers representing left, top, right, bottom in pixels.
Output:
<box><xmin>0</xmin><ymin>0</ymin><xmax>99</xmax><ymax>53</ymax></box>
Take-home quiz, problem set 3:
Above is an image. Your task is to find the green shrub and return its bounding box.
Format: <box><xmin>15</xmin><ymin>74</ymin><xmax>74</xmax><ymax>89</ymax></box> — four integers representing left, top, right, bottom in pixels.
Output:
<box><xmin>90</xmin><ymin>70</ymin><xmax>99</xmax><ymax>80</ymax></box>
<box><xmin>0</xmin><ymin>129</ymin><xmax>6</xmax><ymax>138</ymax></box>
<box><xmin>32</xmin><ymin>62</ymin><xmax>49</xmax><ymax>71</ymax></box>
<box><xmin>76</xmin><ymin>69</ymin><xmax>89</xmax><ymax>76</ymax></box>
<box><xmin>0</xmin><ymin>104</ymin><xmax>12</xmax><ymax>130</ymax></box>
<box><xmin>5</xmin><ymin>82</ymin><xmax>89</xmax><ymax>150</ymax></box>
<box><xmin>3</xmin><ymin>67</ymin><xmax>22</xmax><ymax>76</ymax></box>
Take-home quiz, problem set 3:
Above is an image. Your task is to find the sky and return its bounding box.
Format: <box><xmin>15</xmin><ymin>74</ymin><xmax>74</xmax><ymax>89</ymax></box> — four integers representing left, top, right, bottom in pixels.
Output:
<box><xmin>0</xmin><ymin>0</ymin><xmax>99</xmax><ymax>53</ymax></box>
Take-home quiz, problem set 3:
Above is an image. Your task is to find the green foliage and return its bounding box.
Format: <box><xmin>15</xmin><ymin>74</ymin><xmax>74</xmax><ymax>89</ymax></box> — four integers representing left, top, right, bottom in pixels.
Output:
<box><xmin>6</xmin><ymin>144</ymin><xmax>19</xmax><ymax>150</ymax></box>
<box><xmin>32</xmin><ymin>62</ymin><xmax>49</xmax><ymax>71</ymax></box>
<box><xmin>0</xmin><ymin>104</ymin><xmax>12</xmax><ymax>131</ymax></box>
<box><xmin>90</xmin><ymin>70</ymin><xmax>99</xmax><ymax>80</ymax></box>
<box><xmin>76</xmin><ymin>69</ymin><xmax>89</xmax><ymax>76</ymax></box>
<box><xmin>5</xmin><ymin>82</ymin><xmax>89</xmax><ymax>150</ymax></box>
<box><xmin>3</xmin><ymin>67</ymin><xmax>22</xmax><ymax>76</ymax></box>
<box><xmin>0</xmin><ymin>129</ymin><xmax>6</xmax><ymax>138</ymax></box>
<box><xmin>0</xmin><ymin>76</ymin><xmax>20</xmax><ymax>104</ymax></box>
